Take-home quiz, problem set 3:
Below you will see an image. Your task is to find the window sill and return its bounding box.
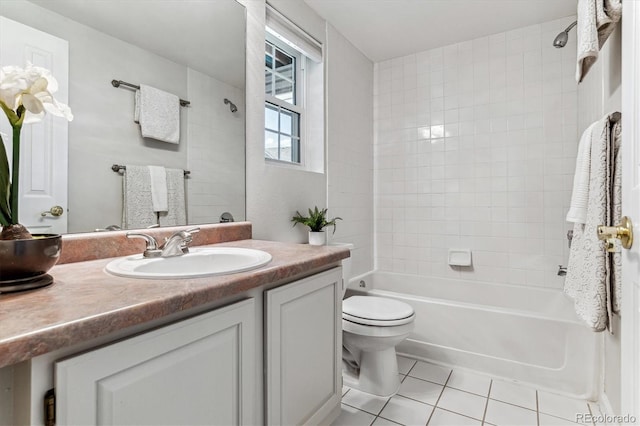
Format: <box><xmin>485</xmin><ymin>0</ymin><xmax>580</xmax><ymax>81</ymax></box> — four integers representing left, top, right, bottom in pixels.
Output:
<box><xmin>265</xmin><ymin>158</ymin><xmax>324</xmax><ymax>174</ymax></box>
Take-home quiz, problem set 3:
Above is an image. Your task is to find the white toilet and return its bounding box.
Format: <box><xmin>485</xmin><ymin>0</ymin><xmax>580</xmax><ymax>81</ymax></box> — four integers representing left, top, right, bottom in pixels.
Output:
<box><xmin>337</xmin><ymin>245</ymin><xmax>415</xmax><ymax>397</ymax></box>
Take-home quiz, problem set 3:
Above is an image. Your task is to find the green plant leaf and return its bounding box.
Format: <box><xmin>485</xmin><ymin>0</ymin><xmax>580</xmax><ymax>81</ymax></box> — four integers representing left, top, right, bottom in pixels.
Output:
<box><xmin>291</xmin><ymin>206</ymin><xmax>342</xmax><ymax>233</ymax></box>
<box><xmin>0</xmin><ymin>132</ymin><xmax>11</xmax><ymax>226</ymax></box>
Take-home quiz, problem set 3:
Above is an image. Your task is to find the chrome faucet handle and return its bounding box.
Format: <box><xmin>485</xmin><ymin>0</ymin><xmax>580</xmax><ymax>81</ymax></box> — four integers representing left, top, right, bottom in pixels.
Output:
<box><xmin>177</xmin><ymin>227</ymin><xmax>200</xmax><ymax>253</ymax></box>
<box><xmin>160</xmin><ymin>227</ymin><xmax>200</xmax><ymax>257</ymax></box>
<box><xmin>182</xmin><ymin>227</ymin><xmax>200</xmax><ymax>252</ymax></box>
<box><xmin>126</xmin><ymin>232</ymin><xmax>162</xmax><ymax>258</ymax></box>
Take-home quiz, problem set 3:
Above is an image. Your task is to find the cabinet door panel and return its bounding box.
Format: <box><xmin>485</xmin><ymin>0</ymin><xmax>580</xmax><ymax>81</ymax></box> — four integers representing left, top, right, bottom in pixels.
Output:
<box><xmin>98</xmin><ymin>326</ymin><xmax>239</xmax><ymax>425</ymax></box>
<box><xmin>56</xmin><ymin>299</ymin><xmax>255</xmax><ymax>426</ymax></box>
<box><xmin>265</xmin><ymin>268</ymin><xmax>342</xmax><ymax>425</ymax></box>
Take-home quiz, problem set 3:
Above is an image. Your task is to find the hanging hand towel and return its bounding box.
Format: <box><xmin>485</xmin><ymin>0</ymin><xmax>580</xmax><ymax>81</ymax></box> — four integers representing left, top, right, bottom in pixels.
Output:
<box><xmin>576</xmin><ymin>0</ymin><xmax>622</xmax><ymax>83</ymax></box>
<box><xmin>134</xmin><ymin>90</ymin><xmax>140</xmax><ymax>123</ymax></box>
<box><xmin>137</xmin><ymin>84</ymin><xmax>180</xmax><ymax>143</ymax></box>
<box><xmin>566</xmin><ymin>122</ymin><xmax>597</xmax><ymax>223</ymax></box>
<box><xmin>610</xmin><ymin>121</ymin><xmax>623</xmax><ymax>314</ymax></box>
<box><xmin>564</xmin><ymin>112</ymin><xmax>621</xmax><ymax>332</ymax></box>
<box><xmin>147</xmin><ymin>165</ymin><xmax>168</xmax><ymax>212</ymax></box>
<box><xmin>158</xmin><ymin>168</ymin><xmax>186</xmax><ymax>227</ymax></box>
<box><xmin>122</xmin><ymin>165</ymin><xmax>157</xmax><ymax>229</ymax></box>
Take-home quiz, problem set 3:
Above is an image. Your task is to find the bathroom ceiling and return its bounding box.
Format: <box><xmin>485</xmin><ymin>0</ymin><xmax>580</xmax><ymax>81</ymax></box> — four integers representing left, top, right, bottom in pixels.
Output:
<box><xmin>304</xmin><ymin>0</ymin><xmax>577</xmax><ymax>62</ymax></box>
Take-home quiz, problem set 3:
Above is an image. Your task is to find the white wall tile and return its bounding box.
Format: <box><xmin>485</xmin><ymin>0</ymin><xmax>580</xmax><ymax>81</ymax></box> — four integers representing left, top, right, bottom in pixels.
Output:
<box><xmin>374</xmin><ymin>17</ymin><xmax>577</xmax><ymax>289</ymax></box>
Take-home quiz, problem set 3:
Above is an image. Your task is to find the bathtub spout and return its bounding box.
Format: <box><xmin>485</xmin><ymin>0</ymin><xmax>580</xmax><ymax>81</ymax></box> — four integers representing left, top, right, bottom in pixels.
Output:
<box><xmin>557</xmin><ymin>265</ymin><xmax>567</xmax><ymax>276</ymax></box>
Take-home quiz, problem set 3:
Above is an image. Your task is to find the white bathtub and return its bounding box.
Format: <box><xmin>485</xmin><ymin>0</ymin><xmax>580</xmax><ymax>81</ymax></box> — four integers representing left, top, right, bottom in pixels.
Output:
<box><xmin>349</xmin><ymin>271</ymin><xmax>600</xmax><ymax>399</ymax></box>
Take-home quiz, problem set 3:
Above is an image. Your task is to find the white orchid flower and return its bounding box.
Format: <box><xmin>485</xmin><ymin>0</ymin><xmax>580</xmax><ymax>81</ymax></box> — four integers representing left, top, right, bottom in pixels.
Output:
<box><xmin>0</xmin><ymin>63</ymin><xmax>73</xmax><ymax>125</ymax></box>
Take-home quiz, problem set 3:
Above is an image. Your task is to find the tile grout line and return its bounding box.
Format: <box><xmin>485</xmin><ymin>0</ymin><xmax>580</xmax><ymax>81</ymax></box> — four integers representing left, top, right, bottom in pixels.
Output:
<box><xmin>425</xmin><ymin>368</ymin><xmax>453</xmax><ymax>425</ymax></box>
<box><xmin>376</xmin><ymin>415</ymin><xmax>404</xmax><ymax>426</ymax></box>
<box><xmin>404</xmin><ymin>359</ymin><xmax>418</xmax><ymax>377</ymax></box>
<box><xmin>368</xmin><ymin>414</ymin><xmax>377</xmax><ymax>426</ymax></box>
<box><xmin>347</xmin><ymin>358</ymin><xmax>416</xmax><ymax>425</ymax></box>
<box><xmin>481</xmin><ymin>379</ymin><xmax>493</xmax><ymax>426</ymax></box>
<box><xmin>405</xmin><ymin>374</ymin><xmax>452</xmax><ymax>388</ymax></box>
<box><xmin>342</xmin><ymin>400</ymin><xmax>386</xmax><ymax>418</ymax></box>
<box><xmin>436</xmin><ymin>406</ymin><xmax>488</xmax><ymax>423</ymax></box>
<box><xmin>374</xmin><ymin>391</ymin><xmax>394</xmax><ymax>420</ymax></box>
<box><xmin>486</xmin><ymin>395</ymin><xmax>539</xmax><ymax>412</ymax></box>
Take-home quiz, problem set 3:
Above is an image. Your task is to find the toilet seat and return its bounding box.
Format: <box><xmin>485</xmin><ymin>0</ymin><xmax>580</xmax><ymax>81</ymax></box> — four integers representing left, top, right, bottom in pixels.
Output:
<box><xmin>343</xmin><ymin>296</ymin><xmax>415</xmax><ymax>327</ymax></box>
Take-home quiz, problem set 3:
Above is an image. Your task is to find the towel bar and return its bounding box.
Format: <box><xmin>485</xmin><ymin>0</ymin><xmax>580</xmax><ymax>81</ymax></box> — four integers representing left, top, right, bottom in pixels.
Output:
<box><xmin>111</xmin><ymin>79</ymin><xmax>190</xmax><ymax>107</ymax></box>
<box><xmin>111</xmin><ymin>164</ymin><xmax>190</xmax><ymax>177</ymax></box>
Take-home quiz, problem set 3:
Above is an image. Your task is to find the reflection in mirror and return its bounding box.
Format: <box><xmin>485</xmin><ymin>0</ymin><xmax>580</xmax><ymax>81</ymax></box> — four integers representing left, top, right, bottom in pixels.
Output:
<box><xmin>0</xmin><ymin>0</ymin><xmax>246</xmax><ymax>233</ymax></box>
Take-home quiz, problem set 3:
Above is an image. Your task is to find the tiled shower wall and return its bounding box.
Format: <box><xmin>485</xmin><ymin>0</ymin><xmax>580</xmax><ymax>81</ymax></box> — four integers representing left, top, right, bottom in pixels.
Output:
<box><xmin>374</xmin><ymin>16</ymin><xmax>578</xmax><ymax>289</ymax></box>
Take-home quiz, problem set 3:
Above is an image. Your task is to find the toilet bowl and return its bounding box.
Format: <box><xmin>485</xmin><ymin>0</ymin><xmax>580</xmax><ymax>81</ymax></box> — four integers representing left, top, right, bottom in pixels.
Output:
<box><xmin>332</xmin><ymin>243</ymin><xmax>415</xmax><ymax>397</ymax></box>
<box><xmin>342</xmin><ymin>295</ymin><xmax>415</xmax><ymax>396</ymax></box>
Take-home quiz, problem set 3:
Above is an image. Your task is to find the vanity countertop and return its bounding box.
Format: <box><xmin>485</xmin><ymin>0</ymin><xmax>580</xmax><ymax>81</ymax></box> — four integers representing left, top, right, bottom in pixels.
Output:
<box><xmin>0</xmin><ymin>239</ymin><xmax>349</xmax><ymax>368</ymax></box>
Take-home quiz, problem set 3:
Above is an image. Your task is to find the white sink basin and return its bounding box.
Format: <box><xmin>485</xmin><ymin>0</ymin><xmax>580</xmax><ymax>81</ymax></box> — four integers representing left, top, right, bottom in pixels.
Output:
<box><xmin>105</xmin><ymin>247</ymin><xmax>272</xmax><ymax>279</ymax></box>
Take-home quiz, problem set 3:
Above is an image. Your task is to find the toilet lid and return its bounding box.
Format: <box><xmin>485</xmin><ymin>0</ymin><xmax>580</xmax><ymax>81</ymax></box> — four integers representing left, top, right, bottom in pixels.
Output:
<box><xmin>342</xmin><ymin>296</ymin><xmax>414</xmax><ymax>326</ymax></box>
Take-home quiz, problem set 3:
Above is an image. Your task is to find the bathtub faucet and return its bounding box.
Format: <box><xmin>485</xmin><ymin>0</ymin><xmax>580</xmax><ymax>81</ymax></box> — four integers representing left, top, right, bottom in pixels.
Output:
<box><xmin>557</xmin><ymin>265</ymin><xmax>567</xmax><ymax>276</ymax></box>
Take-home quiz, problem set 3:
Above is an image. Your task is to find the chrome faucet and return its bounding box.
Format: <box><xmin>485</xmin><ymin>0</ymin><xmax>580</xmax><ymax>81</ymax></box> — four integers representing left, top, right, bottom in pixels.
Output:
<box><xmin>160</xmin><ymin>227</ymin><xmax>200</xmax><ymax>257</ymax></box>
<box><xmin>126</xmin><ymin>227</ymin><xmax>200</xmax><ymax>258</ymax></box>
<box><xmin>127</xmin><ymin>232</ymin><xmax>162</xmax><ymax>257</ymax></box>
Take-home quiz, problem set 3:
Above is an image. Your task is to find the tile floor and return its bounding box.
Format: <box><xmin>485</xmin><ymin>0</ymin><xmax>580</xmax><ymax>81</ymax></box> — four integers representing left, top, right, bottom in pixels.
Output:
<box><xmin>333</xmin><ymin>356</ymin><xmax>604</xmax><ymax>426</ymax></box>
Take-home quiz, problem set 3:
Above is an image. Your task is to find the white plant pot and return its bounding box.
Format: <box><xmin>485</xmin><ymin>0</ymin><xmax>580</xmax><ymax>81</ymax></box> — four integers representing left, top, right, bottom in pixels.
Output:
<box><xmin>308</xmin><ymin>231</ymin><xmax>326</xmax><ymax>246</ymax></box>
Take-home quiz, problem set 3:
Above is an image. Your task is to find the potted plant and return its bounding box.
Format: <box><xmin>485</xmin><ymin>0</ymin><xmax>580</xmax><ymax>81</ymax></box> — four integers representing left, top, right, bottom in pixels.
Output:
<box><xmin>0</xmin><ymin>63</ymin><xmax>73</xmax><ymax>289</ymax></box>
<box><xmin>291</xmin><ymin>206</ymin><xmax>342</xmax><ymax>246</ymax></box>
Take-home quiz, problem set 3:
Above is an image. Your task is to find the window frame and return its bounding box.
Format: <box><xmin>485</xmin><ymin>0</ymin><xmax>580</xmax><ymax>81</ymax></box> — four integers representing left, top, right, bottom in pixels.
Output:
<box><xmin>264</xmin><ymin>34</ymin><xmax>306</xmax><ymax>166</ymax></box>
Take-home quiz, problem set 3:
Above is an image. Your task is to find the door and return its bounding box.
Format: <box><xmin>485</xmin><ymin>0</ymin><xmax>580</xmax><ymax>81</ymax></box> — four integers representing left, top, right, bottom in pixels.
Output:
<box><xmin>621</xmin><ymin>0</ymin><xmax>640</xmax><ymax>417</ymax></box>
<box><xmin>265</xmin><ymin>268</ymin><xmax>342</xmax><ymax>425</ymax></box>
<box><xmin>55</xmin><ymin>299</ymin><xmax>256</xmax><ymax>425</ymax></box>
<box><xmin>0</xmin><ymin>16</ymin><xmax>69</xmax><ymax>234</ymax></box>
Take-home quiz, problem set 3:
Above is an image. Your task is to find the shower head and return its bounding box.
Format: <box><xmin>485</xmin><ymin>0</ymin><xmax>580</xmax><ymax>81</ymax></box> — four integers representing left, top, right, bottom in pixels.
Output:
<box><xmin>553</xmin><ymin>31</ymin><xmax>569</xmax><ymax>48</ymax></box>
<box><xmin>224</xmin><ymin>98</ymin><xmax>238</xmax><ymax>113</ymax></box>
<box><xmin>553</xmin><ymin>20</ymin><xmax>577</xmax><ymax>48</ymax></box>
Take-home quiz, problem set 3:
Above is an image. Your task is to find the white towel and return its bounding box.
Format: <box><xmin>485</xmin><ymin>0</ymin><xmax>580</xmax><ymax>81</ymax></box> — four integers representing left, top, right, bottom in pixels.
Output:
<box><xmin>147</xmin><ymin>165</ymin><xmax>168</xmax><ymax>212</ymax></box>
<box><xmin>566</xmin><ymin>122</ymin><xmax>597</xmax><ymax>223</ymax></box>
<box><xmin>134</xmin><ymin>90</ymin><xmax>140</xmax><ymax>123</ymax></box>
<box><xmin>136</xmin><ymin>84</ymin><xmax>180</xmax><ymax>144</ymax></box>
<box><xmin>565</xmin><ymin>112</ymin><xmax>621</xmax><ymax>332</ymax></box>
<box><xmin>158</xmin><ymin>168</ymin><xmax>186</xmax><ymax>227</ymax></box>
<box><xmin>576</xmin><ymin>0</ymin><xmax>622</xmax><ymax>83</ymax></box>
<box><xmin>610</xmin><ymin>121</ymin><xmax>622</xmax><ymax>314</ymax></box>
<box><xmin>122</xmin><ymin>165</ymin><xmax>157</xmax><ymax>229</ymax></box>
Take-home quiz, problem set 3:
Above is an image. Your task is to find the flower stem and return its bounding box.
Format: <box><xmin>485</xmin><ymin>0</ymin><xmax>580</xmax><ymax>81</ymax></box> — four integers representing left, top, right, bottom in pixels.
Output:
<box><xmin>10</xmin><ymin>125</ymin><xmax>21</xmax><ymax>224</ymax></box>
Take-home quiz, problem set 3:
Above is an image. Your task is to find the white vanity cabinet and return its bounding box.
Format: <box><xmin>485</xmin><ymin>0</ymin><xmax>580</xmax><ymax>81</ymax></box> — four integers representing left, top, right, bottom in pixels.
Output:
<box><xmin>265</xmin><ymin>268</ymin><xmax>343</xmax><ymax>425</ymax></box>
<box><xmin>2</xmin><ymin>266</ymin><xmax>344</xmax><ymax>426</ymax></box>
<box><xmin>54</xmin><ymin>299</ymin><xmax>256</xmax><ymax>426</ymax></box>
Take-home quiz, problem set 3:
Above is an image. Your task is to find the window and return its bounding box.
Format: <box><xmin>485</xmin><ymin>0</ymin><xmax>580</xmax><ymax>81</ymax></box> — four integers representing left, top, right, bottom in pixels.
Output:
<box><xmin>265</xmin><ymin>40</ymin><xmax>302</xmax><ymax>163</ymax></box>
<box><xmin>264</xmin><ymin>5</ymin><xmax>323</xmax><ymax>170</ymax></box>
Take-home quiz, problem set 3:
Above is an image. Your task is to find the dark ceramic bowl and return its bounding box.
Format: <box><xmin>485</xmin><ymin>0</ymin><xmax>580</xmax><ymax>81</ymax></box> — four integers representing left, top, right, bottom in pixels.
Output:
<box><xmin>0</xmin><ymin>234</ymin><xmax>62</xmax><ymax>282</ymax></box>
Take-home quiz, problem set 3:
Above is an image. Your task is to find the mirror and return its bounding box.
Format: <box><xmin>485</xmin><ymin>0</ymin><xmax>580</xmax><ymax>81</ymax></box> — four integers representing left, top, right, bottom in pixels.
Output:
<box><xmin>0</xmin><ymin>0</ymin><xmax>246</xmax><ymax>233</ymax></box>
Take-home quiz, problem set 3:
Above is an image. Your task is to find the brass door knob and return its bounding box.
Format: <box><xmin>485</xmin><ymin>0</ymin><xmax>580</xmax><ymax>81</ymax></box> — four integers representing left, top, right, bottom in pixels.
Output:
<box><xmin>41</xmin><ymin>205</ymin><xmax>64</xmax><ymax>217</ymax></box>
<box><xmin>597</xmin><ymin>216</ymin><xmax>634</xmax><ymax>250</ymax></box>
